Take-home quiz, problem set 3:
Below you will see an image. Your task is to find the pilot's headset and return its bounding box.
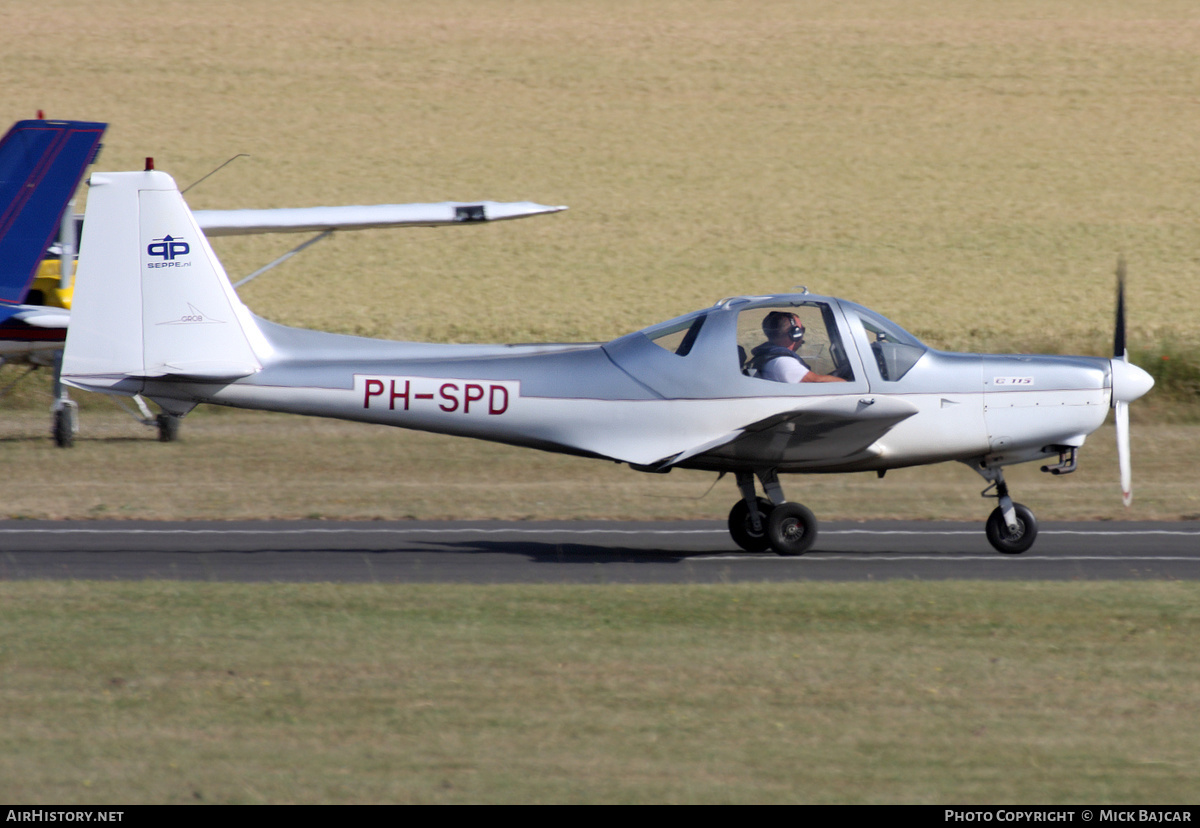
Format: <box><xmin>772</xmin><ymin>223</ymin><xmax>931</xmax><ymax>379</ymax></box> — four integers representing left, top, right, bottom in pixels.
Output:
<box><xmin>764</xmin><ymin>312</ymin><xmax>805</xmax><ymax>345</ymax></box>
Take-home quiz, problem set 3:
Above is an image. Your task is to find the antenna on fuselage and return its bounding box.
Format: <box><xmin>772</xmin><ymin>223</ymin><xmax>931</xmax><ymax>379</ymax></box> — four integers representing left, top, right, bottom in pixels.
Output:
<box><xmin>182</xmin><ymin>154</ymin><xmax>250</xmax><ymax>194</ymax></box>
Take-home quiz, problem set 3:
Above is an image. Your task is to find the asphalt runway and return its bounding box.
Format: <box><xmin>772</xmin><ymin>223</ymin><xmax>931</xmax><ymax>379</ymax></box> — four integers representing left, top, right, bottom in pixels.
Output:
<box><xmin>1</xmin><ymin>519</ymin><xmax>1198</xmax><ymax>583</ymax></box>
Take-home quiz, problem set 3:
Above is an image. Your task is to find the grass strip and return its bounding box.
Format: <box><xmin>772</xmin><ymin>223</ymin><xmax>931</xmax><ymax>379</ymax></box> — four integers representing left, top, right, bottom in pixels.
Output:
<box><xmin>1</xmin><ymin>581</ymin><xmax>1197</xmax><ymax>804</ymax></box>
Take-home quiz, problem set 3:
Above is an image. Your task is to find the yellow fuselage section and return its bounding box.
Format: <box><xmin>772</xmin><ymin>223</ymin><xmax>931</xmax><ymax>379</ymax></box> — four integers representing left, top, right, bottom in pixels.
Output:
<box><xmin>27</xmin><ymin>259</ymin><xmax>73</xmax><ymax>309</ymax></box>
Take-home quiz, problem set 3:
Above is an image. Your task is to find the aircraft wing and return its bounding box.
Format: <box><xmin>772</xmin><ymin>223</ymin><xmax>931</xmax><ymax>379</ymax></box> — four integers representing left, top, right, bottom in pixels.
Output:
<box><xmin>0</xmin><ymin>119</ymin><xmax>105</xmax><ymax>304</ymax></box>
<box><xmin>658</xmin><ymin>395</ymin><xmax>919</xmax><ymax>470</ymax></box>
<box><xmin>0</xmin><ymin>303</ymin><xmax>70</xmax><ymax>358</ymax></box>
<box><xmin>193</xmin><ymin>201</ymin><xmax>567</xmax><ymax>237</ymax></box>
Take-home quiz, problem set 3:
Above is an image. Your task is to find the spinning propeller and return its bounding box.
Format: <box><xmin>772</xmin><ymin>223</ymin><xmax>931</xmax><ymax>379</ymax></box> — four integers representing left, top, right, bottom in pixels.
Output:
<box><xmin>1108</xmin><ymin>258</ymin><xmax>1155</xmax><ymax>506</ymax></box>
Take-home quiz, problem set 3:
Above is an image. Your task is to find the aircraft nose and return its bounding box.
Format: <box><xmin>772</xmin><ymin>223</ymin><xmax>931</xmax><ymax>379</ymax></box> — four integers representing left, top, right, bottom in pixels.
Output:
<box><xmin>1111</xmin><ymin>358</ymin><xmax>1155</xmax><ymax>404</ymax></box>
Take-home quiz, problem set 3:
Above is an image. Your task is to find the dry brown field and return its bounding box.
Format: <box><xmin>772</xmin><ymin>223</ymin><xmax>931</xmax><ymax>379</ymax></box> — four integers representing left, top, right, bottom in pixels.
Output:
<box><xmin>1</xmin><ymin>0</ymin><xmax>1198</xmax><ymax>520</ymax></box>
<box><xmin>1</xmin><ymin>0</ymin><xmax>1198</xmax><ymax>519</ymax></box>
<box><xmin>4</xmin><ymin>0</ymin><xmax>1200</xmax><ymax>348</ymax></box>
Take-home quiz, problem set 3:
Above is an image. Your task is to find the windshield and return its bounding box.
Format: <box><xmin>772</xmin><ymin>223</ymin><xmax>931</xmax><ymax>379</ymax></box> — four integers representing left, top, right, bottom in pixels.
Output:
<box><xmin>843</xmin><ymin>302</ymin><xmax>927</xmax><ymax>381</ymax></box>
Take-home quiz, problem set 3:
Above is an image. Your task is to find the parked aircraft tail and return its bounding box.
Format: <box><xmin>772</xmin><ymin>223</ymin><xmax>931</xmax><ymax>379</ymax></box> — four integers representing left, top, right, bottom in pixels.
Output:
<box><xmin>0</xmin><ymin>118</ymin><xmax>105</xmax><ymax>307</ymax></box>
<box><xmin>63</xmin><ymin>170</ymin><xmax>268</xmax><ymax>394</ymax></box>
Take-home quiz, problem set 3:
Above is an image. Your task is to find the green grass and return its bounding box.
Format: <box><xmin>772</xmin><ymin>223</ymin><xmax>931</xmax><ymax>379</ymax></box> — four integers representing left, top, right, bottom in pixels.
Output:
<box><xmin>2</xmin><ymin>581</ymin><xmax>1198</xmax><ymax>804</ymax></box>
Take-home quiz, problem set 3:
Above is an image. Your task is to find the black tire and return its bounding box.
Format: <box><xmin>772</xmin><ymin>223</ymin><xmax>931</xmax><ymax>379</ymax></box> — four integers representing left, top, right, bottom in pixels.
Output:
<box><xmin>728</xmin><ymin>498</ymin><xmax>775</xmax><ymax>553</ymax></box>
<box><xmin>766</xmin><ymin>502</ymin><xmax>818</xmax><ymax>556</ymax></box>
<box><xmin>985</xmin><ymin>503</ymin><xmax>1038</xmax><ymax>554</ymax></box>
<box><xmin>156</xmin><ymin>413</ymin><xmax>180</xmax><ymax>442</ymax></box>
<box><xmin>53</xmin><ymin>408</ymin><xmax>74</xmax><ymax>448</ymax></box>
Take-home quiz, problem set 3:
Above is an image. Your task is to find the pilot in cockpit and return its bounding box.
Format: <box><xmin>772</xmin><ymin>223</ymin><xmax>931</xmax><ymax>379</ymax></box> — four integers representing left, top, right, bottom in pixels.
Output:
<box><xmin>749</xmin><ymin>311</ymin><xmax>847</xmax><ymax>383</ymax></box>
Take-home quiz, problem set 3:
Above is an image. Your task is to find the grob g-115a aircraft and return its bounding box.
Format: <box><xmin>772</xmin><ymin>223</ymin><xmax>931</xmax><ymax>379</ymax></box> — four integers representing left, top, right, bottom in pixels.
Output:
<box><xmin>62</xmin><ymin>170</ymin><xmax>1153</xmax><ymax>555</ymax></box>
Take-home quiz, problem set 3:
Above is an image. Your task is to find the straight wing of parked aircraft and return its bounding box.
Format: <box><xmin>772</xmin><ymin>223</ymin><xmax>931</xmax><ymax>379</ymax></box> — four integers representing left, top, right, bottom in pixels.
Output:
<box><xmin>0</xmin><ymin>117</ymin><xmax>105</xmax><ymax>310</ymax></box>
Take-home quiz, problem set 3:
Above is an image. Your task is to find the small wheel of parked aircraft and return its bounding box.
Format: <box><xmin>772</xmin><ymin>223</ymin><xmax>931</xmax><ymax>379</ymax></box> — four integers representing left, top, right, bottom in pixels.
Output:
<box><xmin>728</xmin><ymin>497</ymin><xmax>775</xmax><ymax>552</ymax></box>
<box><xmin>766</xmin><ymin>502</ymin><xmax>818</xmax><ymax>556</ymax></box>
<box><xmin>156</xmin><ymin>413</ymin><xmax>181</xmax><ymax>442</ymax></box>
<box><xmin>52</xmin><ymin>405</ymin><xmax>77</xmax><ymax>448</ymax></box>
<box><xmin>985</xmin><ymin>503</ymin><xmax>1038</xmax><ymax>555</ymax></box>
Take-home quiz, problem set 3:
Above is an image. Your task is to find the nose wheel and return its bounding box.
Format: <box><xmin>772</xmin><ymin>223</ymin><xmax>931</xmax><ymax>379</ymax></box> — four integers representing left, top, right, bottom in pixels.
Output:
<box><xmin>728</xmin><ymin>470</ymin><xmax>819</xmax><ymax>555</ymax></box>
<box><xmin>985</xmin><ymin>503</ymin><xmax>1038</xmax><ymax>554</ymax></box>
<box><xmin>971</xmin><ymin>462</ymin><xmax>1039</xmax><ymax>554</ymax></box>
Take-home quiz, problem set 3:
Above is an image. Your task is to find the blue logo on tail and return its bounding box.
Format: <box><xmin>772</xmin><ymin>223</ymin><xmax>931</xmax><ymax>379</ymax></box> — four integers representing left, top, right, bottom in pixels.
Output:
<box><xmin>147</xmin><ymin>235</ymin><xmax>189</xmax><ymax>261</ymax></box>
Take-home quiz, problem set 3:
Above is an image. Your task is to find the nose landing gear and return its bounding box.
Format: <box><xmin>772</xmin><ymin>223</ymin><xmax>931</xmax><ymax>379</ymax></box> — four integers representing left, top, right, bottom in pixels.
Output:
<box><xmin>972</xmin><ymin>462</ymin><xmax>1039</xmax><ymax>554</ymax></box>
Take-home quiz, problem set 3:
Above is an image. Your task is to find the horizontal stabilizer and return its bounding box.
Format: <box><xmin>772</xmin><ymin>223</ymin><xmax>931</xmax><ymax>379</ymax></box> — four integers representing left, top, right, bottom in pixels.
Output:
<box><xmin>193</xmin><ymin>201</ymin><xmax>567</xmax><ymax>236</ymax></box>
<box><xmin>134</xmin><ymin>360</ymin><xmax>260</xmax><ymax>381</ymax></box>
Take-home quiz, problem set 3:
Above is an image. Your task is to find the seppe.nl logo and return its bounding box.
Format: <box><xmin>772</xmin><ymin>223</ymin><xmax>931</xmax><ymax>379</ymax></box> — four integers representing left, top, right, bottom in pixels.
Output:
<box><xmin>146</xmin><ymin>235</ymin><xmax>191</xmax><ymax>268</ymax></box>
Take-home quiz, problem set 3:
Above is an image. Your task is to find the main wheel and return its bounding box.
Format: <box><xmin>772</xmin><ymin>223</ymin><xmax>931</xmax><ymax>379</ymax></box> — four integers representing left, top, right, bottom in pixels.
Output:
<box><xmin>985</xmin><ymin>503</ymin><xmax>1038</xmax><ymax>554</ymax></box>
<box><xmin>52</xmin><ymin>406</ymin><xmax>76</xmax><ymax>448</ymax></box>
<box><xmin>728</xmin><ymin>498</ymin><xmax>775</xmax><ymax>552</ymax></box>
<box><xmin>156</xmin><ymin>413</ymin><xmax>181</xmax><ymax>442</ymax></box>
<box><xmin>766</xmin><ymin>502</ymin><xmax>818</xmax><ymax>556</ymax></box>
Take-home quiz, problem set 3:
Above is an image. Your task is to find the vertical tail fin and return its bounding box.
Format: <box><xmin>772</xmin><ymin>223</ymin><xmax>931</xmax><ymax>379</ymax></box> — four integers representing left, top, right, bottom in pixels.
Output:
<box><xmin>0</xmin><ymin>119</ymin><xmax>105</xmax><ymax>305</ymax></box>
<box><xmin>62</xmin><ymin>170</ymin><xmax>268</xmax><ymax>394</ymax></box>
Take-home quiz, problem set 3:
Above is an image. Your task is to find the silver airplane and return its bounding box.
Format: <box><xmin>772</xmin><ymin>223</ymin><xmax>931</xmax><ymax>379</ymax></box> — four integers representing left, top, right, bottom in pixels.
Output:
<box><xmin>62</xmin><ymin>170</ymin><xmax>1154</xmax><ymax>555</ymax></box>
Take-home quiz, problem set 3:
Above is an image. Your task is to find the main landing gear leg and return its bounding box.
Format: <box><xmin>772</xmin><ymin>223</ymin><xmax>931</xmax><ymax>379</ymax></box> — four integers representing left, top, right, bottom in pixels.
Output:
<box><xmin>971</xmin><ymin>463</ymin><xmax>1039</xmax><ymax>555</ymax></box>
<box><xmin>726</xmin><ymin>469</ymin><xmax>818</xmax><ymax>556</ymax></box>
<box><xmin>50</xmin><ymin>352</ymin><xmax>78</xmax><ymax>449</ymax></box>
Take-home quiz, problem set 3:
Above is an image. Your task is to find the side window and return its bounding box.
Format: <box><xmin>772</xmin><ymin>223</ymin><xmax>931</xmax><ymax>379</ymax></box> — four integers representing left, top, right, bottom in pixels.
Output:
<box><xmin>645</xmin><ymin>314</ymin><xmax>706</xmax><ymax>356</ymax></box>
<box><xmin>736</xmin><ymin>304</ymin><xmax>854</xmax><ymax>381</ymax></box>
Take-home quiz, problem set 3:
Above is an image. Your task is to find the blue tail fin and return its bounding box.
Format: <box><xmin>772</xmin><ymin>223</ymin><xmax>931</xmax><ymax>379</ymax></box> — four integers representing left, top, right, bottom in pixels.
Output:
<box><xmin>0</xmin><ymin>118</ymin><xmax>106</xmax><ymax>306</ymax></box>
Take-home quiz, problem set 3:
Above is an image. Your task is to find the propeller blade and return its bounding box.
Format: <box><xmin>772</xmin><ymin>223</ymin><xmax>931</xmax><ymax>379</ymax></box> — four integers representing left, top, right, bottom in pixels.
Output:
<box><xmin>1114</xmin><ymin>256</ymin><xmax>1127</xmax><ymax>359</ymax></box>
<box><xmin>1109</xmin><ymin>257</ymin><xmax>1151</xmax><ymax>508</ymax></box>
<box><xmin>1116</xmin><ymin>400</ymin><xmax>1132</xmax><ymax>507</ymax></box>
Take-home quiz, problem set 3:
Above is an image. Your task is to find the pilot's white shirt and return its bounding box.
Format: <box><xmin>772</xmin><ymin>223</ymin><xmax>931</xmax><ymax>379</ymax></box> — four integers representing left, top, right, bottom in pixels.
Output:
<box><xmin>761</xmin><ymin>356</ymin><xmax>810</xmax><ymax>383</ymax></box>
